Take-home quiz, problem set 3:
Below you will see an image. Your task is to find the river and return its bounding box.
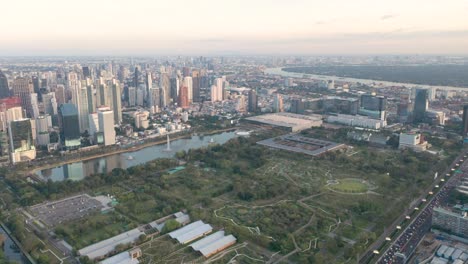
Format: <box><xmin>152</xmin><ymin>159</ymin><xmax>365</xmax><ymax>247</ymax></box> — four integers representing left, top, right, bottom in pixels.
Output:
<box><xmin>0</xmin><ymin>226</ymin><xmax>27</xmax><ymax>264</ymax></box>
<box><xmin>265</xmin><ymin>67</ymin><xmax>468</xmax><ymax>92</ymax></box>
<box><xmin>34</xmin><ymin>131</ymin><xmax>237</xmax><ymax>182</ymax></box>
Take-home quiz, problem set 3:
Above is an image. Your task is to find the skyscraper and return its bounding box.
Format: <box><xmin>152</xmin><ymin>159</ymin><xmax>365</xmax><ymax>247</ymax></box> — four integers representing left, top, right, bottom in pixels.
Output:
<box><xmin>178</xmin><ymin>86</ymin><xmax>189</xmax><ymax>109</ymax></box>
<box><xmin>111</xmin><ymin>82</ymin><xmax>122</xmax><ymax>124</ymax></box>
<box><xmin>133</xmin><ymin>67</ymin><xmax>139</xmax><ymax>87</ymax></box>
<box><xmin>273</xmin><ymin>93</ymin><xmax>284</xmax><ymax>112</ymax></box>
<box><xmin>183</xmin><ymin>76</ymin><xmax>193</xmax><ymax>103</ymax></box>
<box><xmin>413</xmin><ymin>88</ymin><xmax>428</xmax><ymax>123</ymax></box>
<box><xmin>12</xmin><ymin>77</ymin><xmax>34</xmax><ymax>117</ymax></box>
<box><xmin>160</xmin><ymin>72</ymin><xmax>171</xmax><ymax>105</ymax></box>
<box><xmin>149</xmin><ymin>87</ymin><xmax>161</xmax><ymax>111</ymax></box>
<box><xmin>290</xmin><ymin>98</ymin><xmax>305</xmax><ymax>114</ymax></box>
<box><xmin>170</xmin><ymin>77</ymin><xmax>180</xmax><ymax>103</ymax></box>
<box><xmin>0</xmin><ymin>70</ymin><xmax>9</xmax><ymax>99</ymax></box>
<box><xmin>9</xmin><ymin>118</ymin><xmax>36</xmax><ymax>164</ymax></box>
<box><xmin>462</xmin><ymin>105</ymin><xmax>468</xmax><ymax>138</ymax></box>
<box><xmin>128</xmin><ymin>87</ymin><xmax>136</xmax><ymax>107</ymax></box>
<box><xmin>192</xmin><ymin>70</ymin><xmax>201</xmax><ymax>102</ymax></box>
<box><xmin>76</xmin><ymin>86</ymin><xmax>90</xmax><ymax>132</ymax></box>
<box><xmin>98</xmin><ymin>107</ymin><xmax>115</xmax><ymax>146</ymax></box>
<box><xmin>248</xmin><ymin>89</ymin><xmax>258</xmax><ymax>113</ymax></box>
<box><xmin>58</xmin><ymin>104</ymin><xmax>81</xmax><ymax>149</ymax></box>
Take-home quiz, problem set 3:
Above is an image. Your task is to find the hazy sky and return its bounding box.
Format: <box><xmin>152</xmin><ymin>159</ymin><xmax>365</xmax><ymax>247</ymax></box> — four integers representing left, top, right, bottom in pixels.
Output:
<box><xmin>1</xmin><ymin>0</ymin><xmax>468</xmax><ymax>55</ymax></box>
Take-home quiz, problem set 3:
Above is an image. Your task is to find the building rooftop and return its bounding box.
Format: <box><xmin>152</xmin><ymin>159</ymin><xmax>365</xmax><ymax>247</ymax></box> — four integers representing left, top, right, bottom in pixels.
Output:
<box><xmin>99</xmin><ymin>251</ymin><xmax>139</xmax><ymax>264</ymax></box>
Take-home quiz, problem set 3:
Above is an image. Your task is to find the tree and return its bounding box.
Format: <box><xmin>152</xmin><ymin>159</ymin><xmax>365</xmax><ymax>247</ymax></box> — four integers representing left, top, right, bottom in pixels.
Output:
<box><xmin>162</xmin><ymin>219</ymin><xmax>181</xmax><ymax>234</ymax></box>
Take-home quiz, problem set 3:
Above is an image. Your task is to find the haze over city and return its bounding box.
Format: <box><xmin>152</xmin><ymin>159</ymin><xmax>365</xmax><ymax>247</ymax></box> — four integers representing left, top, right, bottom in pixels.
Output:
<box><xmin>1</xmin><ymin>0</ymin><xmax>468</xmax><ymax>55</ymax></box>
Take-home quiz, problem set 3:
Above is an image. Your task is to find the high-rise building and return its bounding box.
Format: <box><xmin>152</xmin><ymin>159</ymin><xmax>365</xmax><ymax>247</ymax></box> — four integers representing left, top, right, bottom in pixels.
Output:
<box><xmin>58</xmin><ymin>104</ymin><xmax>81</xmax><ymax>149</ymax></box>
<box><xmin>146</xmin><ymin>73</ymin><xmax>152</xmax><ymax>100</ymax></box>
<box><xmin>178</xmin><ymin>86</ymin><xmax>189</xmax><ymax>109</ymax></box>
<box><xmin>128</xmin><ymin>87</ymin><xmax>136</xmax><ymax>107</ymax></box>
<box><xmin>86</xmin><ymin>83</ymin><xmax>96</xmax><ymax>114</ymax></box>
<box><xmin>76</xmin><ymin>86</ymin><xmax>90</xmax><ymax>132</ymax></box>
<box><xmin>413</xmin><ymin>88</ymin><xmax>428</xmax><ymax>123</ymax></box>
<box><xmin>182</xmin><ymin>67</ymin><xmax>190</xmax><ymax>77</ymax></box>
<box><xmin>160</xmin><ymin>73</ymin><xmax>171</xmax><ymax>105</ymax></box>
<box><xmin>136</xmin><ymin>88</ymin><xmax>145</xmax><ymax>106</ymax></box>
<box><xmin>248</xmin><ymin>89</ymin><xmax>258</xmax><ymax>113</ymax></box>
<box><xmin>133</xmin><ymin>67</ymin><xmax>139</xmax><ymax>87</ymax></box>
<box><xmin>111</xmin><ymin>82</ymin><xmax>122</xmax><ymax>124</ymax></box>
<box><xmin>183</xmin><ymin>76</ymin><xmax>193</xmax><ymax>103</ymax></box>
<box><xmin>210</xmin><ymin>85</ymin><xmax>221</xmax><ymax>102</ymax></box>
<box><xmin>97</xmin><ymin>107</ymin><xmax>115</xmax><ymax>146</ymax></box>
<box><xmin>170</xmin><ymin>77</ymin><xmax>180</xmax><ymax>103</ymax></box>
<box><xmin>149</xmin><ymin>87</ymin><xmax>161</xmax><ymax>111</ymax></box>
<box><xmin>12</xmin><ymin>77</ymin><xmax>34</xmax><ymax>117</ymax></box>
<box><xmin>9</xmin><ymin>118</ymin><xmax>36</xmax><ymax>164</ymax></box>
<box><xmin>35</xmin><ymin>115</ymin><xmax>52</xmax><ymax>146</ymax></box>
<box><xmin>82</xmin><ymin>66</ymin><xmax>91</xmax><ymax>78</ymax></box>
<box><xmin>462</xmin><ymin>105</ymin><xmax>468</xmax><ymax>138</ymax></box>
<box><xmin>42</xmin><ymin>92</ymin><xmax>58</xmax><ymax>116</ymax></box>
<box><xmin>192</xmin><ymin>70</ymin><xmax>201</xmax><ymax>102</ymax></box>
<box><xmin>88</xmin><ymin>113</ymin><xmax>99</xmax><ymax>143</ymax></box>
<box><xmin>30</xmin><ymin>93</ymin><xmax>40</xmax><ymax>118</ymax></box>
<box><xmin>215</xmin><ymin>78</ymin><xmax>224</xmax><ymax>100</ymax></box>
<box><xmin>290</xmin><ymin>98</ymin><xmax>305</xmax><ymax>114</ymax></box>
<box><xmin>273</xmin><ymin>94</ymin><xmax>284</xmax><ymax>112</ymax></box>
<box><xmin>0</xmin><ymin>70</ymin><xmax>9</xmax><ymax>99</ymax></box>
<box><xmin>54</xmin><ymin>84</ymin><xmax>66</xmax><ymax>106</ymax></box>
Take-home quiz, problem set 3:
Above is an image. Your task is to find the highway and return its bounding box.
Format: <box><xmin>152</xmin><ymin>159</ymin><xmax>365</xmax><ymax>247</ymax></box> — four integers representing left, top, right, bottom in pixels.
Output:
<box><xmin>359</xmin><ymin>150</ymin><xmax>468</xmax><ymax>264</ymax></box>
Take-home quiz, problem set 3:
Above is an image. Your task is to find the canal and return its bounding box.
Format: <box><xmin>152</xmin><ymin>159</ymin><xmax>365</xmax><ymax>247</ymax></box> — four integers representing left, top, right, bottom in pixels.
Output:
<box><xmin>0</xmin><ymin>225</ymin><xmax>28</xmax><ymax>264</ymax></box>
<box><xmin>34</xmin><ymin>131</ymin><xmax>237</xmax><ymax>182</ymax></box>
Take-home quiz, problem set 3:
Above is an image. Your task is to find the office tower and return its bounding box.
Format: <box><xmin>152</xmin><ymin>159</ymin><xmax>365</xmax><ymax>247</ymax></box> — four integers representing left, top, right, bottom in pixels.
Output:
<box><xmin>273</xmin><ymin>94</ymin><xmax>284</xmax><ymax>112</ymax></box>
<box><xmin>178</xmin><ymin>86</ymin><xmax>189</xmax><ymax>109</ymax></box>
<box><xmin>42</xmin><ymin>92</ymin><xmax>58</xmax><ymax>115</ymax></box>
<box><xmin>183</xmin><ymin>76</ymin><xmax>193</xmax><ymax>103</ymax></box>
<box><xmin>30</xmin><ymin>93</ymin><xmax>40</xmax><ymax>118</ymax></box>
<box><xmin>96</xmin><ymin>81</ymin><xmax>110</xmax><ymax>107</ymax></box>
<box><xmin>462</xmin><ymin>105</ymin><xmax>468</xmax><ymax>138</ymax></box>
<box><xmin>149</xmin><ymin>87</ymin><xmax>161</xmax><ymax>111</ymax></box>
<box><xmin>210</xmin><ymin>85</ymin><xmax>221</xmax><ymax>102</ymax></box>
<box><xmin>192</xmin><ymin>70</ymin><xmax>200</xmax><ymax>102</ymax></box>
<box><xmin>82</xmin><ymin>66</ymin><xmax>91</xmax><ymax>78</ymax></box>
<box><xmin>128</xmin><ymin>87</ymin><xmax>136</xmax><ymax>107</ymax></box>
<box><xmin>98</xmin><ymin>107</ymin><xmax>115</xmax><ymax>146</ymax></box>
<box><xmin>9</xmin><ymin>118</ymin><xmax>36</xmax><ymax>164</ymax></box>
<box><xmin>215</xmin><ymin>78</ymin><xmax>224</xmax><ymax>100</ymax></box>
<box><xmin>413</xmin><ymin>88</ymin><xmax>428</xmax><ymax>123</ymax></box>
<box><xmin>248</xmin><ymin>89</ymin><xmax>258</xmax><ymax>113</ymax></box>
<box><xmin>236</xmin><ymin>95</ymin><xmax>246</xmax><ymax>112</ymax></box>
<box><xmin>12</xmin><ymin>77</ymin><xmax>34</xmax><ymax>117</ymax></box>
<box><xmin>360</xmin><ymin>94</ymin><xmax>387</xmax><ymax>120</ymax></box>
<box><xmin>146</xmin><ymin>72</ymin><xmax>152</xmax><ymax>97</ymax></box>
<box><xmin>111</xmin><ymin>82</ymin><xmax>122</xmax><ymax>124</ymax></box>
<box><xmin>35</xmin><ymin>115</ymin><xmax>52</xmax><ymax>146</ymax></box>
<box><xmin>85</xmin><ymin>84</ymin><xmax>96</xmax><ymax>114</ymax></box>
<box><xmin>136</xmin><ymin>88</ymin><xmax>144</xmax><ymax>106</ymax></box>
<box><xmin>76</xmin><ymin>86</ymin><xmax>90</xmax><ymax>132</ymax></box>
<box><xmin>58</xmin><ymin>104</ymin><xmax>81</xmax><ymax>149</ymax></box>
<box><xmin>160</xmin><ymin>72</ymin><xmax>171</xmax><ymax>105</ymax></box>
<box><xmin>54</xmin><ymin>84</ymin><xmax>66</xmax><ymax>106</ymax></box>
<box><xmin>290</xmin><ymin>98</ymin><xmax>305</xmax><ymax>114</ymax></box>
<box><xmin>170</xmin><ymin>77</ymin><xmax>180</xmax><ymax>103</ymax></box>
<box><xmin>88</xmin><ymin>113</ymin><xmax>99</xmax><ymax>143</ymax></box>
<box><xmin>0</xmin><ymin>70</ymin><xmax>9</xmax><ymax>98</ymax></box>
<box><xmin>0</xmin><ymin>98</ymin><xmax>22</xmax><ymax>131</ymax></box>
<box><xmin>31</xmin><ymin>76</ymin><xmax>41</xmax><ymax>101</ymax></box>
<box><xmin>182</xmin><ymin>67</ymin><xmax>190</xmax><ymax>77</ymax></box>
<box><xmin>327</xmin><ymin>80</ymin><xmax>335</xmax><ymax>89</ymax></box>
<box><xmin>133</xmin><ymin>67</ymin><xmax>139</xmax><ymax>87</ymax></box>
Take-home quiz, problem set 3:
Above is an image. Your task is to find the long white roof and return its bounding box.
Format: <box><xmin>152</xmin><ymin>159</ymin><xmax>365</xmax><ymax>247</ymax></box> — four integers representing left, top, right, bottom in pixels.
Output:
<box><xmin>79</xmin><ymin>229</ymin><xmax>143</xmax><ymax>260</ymax></box>
<box><xmin>175</xmin><ymin>224</ymin><xmax>212</xmax><ymax>244</ymax></box>
<box><xmin>190</xmin><ymin>231</ymin><xmax>225</xmax><ymax>251</ymax></box>
<box><xmin>168</xmin><ymin>220</ymin><xmax>204</xmax><ymax>239</ymax></box>
<box><xmin>199</xmin><ymin>235</ymin><xmax>236</xmax><ymax>257</ymax></box>
<box><xmin>99</xmin><ymin>251</ymin><xmax>139</xmax><ymax>264</ymax></box>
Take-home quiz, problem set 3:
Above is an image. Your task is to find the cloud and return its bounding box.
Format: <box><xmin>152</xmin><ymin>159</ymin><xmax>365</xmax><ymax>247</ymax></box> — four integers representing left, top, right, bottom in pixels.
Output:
<box><xmin>381</xmin><ymin>14</ymin><xmax>398</xmax><ymax>20</ymax></box>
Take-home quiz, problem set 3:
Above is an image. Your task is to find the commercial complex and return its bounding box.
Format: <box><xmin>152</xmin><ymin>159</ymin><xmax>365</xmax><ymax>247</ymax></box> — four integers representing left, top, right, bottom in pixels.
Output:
<box><xmin>432</xmin><ymin>207</ymin><xmax>468</xmax><ymax>238</ymax></box>
<box><xmin>327</xmin><ymin>114</ymin><xmax>387</xmax><ymax>129</ymax></box>
<box><xmin>58</xmin><ymin>104</ymin><xmax>81</xmax><ymax>149</ymax></box>
<box><xmin>8</xmin><ymin>118</ymin><xmax>36</xmax><ymax>163</ymax></box>
<box><xmin>245</xmin><ymin>113</ymin><xmax>322</xmax><ymax>132</ymax></box>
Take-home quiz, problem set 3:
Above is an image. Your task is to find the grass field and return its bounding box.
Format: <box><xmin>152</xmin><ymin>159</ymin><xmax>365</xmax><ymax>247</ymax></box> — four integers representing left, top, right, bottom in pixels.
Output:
<box><xmin>329</xmin><ymin>178</ymin><xmax>370</xmax><ymax>193</ymax></box>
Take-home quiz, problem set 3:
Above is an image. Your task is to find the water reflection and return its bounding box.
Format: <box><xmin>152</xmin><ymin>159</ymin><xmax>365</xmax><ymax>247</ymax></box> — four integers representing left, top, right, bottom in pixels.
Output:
<box><xmin>35</xmin><ymin>132</ymin><xmax>237</xmax><ymax>182</ymax></box>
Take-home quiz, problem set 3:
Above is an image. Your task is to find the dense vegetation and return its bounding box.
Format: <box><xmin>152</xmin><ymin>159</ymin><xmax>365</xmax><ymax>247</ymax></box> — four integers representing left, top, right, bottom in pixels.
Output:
<box><xmin>0</xmin><ymin>127</ymin><xmax>462</xmax><ymax>263</ymax></box>
<box><xmin>283</xmin><ymin>65</ymin><xmax>468</xmax><ymax>87</ymax></box>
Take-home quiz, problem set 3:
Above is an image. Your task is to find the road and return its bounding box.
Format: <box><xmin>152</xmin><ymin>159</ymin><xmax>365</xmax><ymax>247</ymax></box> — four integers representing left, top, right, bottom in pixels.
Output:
<box><xmin>359</xmin><ymin>150</ymin><xmax>468</xmax><ymax>264</ymax></box>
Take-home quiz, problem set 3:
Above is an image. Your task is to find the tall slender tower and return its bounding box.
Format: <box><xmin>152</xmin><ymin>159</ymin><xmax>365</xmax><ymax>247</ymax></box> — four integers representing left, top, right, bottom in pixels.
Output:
<box><xmin>111</xmin><ymin>81</ymin><xmax>122</xmax><ymax>124</ymax></box>
<box><xmin>0</xmin><ymin>70</ymin><xmax>9</xmax><ymax>99</ymax></box>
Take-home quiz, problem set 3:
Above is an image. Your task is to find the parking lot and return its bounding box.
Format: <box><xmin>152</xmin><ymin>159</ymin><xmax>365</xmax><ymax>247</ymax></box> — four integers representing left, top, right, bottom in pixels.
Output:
<box><xmin>29</xmin><ymin>194</ymin><xmax>109</xmax><ymax>227</ymax></box>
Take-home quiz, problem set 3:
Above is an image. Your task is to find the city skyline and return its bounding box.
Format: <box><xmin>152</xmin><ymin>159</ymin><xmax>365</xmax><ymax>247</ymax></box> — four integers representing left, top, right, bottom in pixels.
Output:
<box><xmin>1</xmin><ymin>0</ymin><xmax>468</xmax><ymax>55</ymax></box>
